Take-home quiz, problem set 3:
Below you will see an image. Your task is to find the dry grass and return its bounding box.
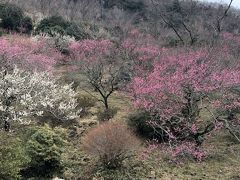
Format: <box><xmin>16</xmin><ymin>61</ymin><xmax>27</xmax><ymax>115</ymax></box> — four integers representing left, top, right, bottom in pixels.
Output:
<box><xmin>82</xmin><ymin>121</ymin><xmax>140</xmax><ymax>168</ymax></box>
<box><xmin>140</xmin><ymin>130</ymin><xmax>240</xmax><ymax>179</ymax></box>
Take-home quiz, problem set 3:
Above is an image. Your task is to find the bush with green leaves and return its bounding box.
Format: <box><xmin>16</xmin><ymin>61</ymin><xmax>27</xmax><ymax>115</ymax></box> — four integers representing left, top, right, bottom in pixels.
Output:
<box><xmin>36</xmin><ymin>16</ymin><xmax>89</xmax><ymax>40</ymax></box>
<box><xmin>0</xmin><ymin>131</ymin><xmax>28</xmax><ymax>179</ymax></box>
<box><xmin>36</xmin><ymin>16</ymin><xmax>69</xmax><ymax>34</ymax></box>
<box><xmin>128</xmin><ymin>111</ymin><xmax>158</xmax><ymax>139</ymax></box>
<box><xmin>23</xmin><ymin>125</ymin><xmax>67</xmax><ymax>178</ymax></box>
<box><xmin>0</xmin><ymin>3</ymin><xmax>33</xmax><ymax>33</ymax></box>
<box><xmin>0</xmin><ymin>3</ymin><xmax>23</xmax><ymax>30</ymax></box>
<box><xmin>21</xmin><ymin>16</ymin><xmax>33</xmax><ymax>33</ymax></box>
<box><xmin>35</xmin><ymin>16</ymin><xmax>69</xmax><ymax>36</ymax></box>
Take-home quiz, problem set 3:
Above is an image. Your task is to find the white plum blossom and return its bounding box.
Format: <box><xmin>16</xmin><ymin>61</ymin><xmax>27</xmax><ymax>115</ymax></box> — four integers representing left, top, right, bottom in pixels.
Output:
<box><xmin>32</xmin><ymin>33</ymin><xmax>76</xmax><ymax>52</ymax></box>
<box><xmin>0</xmin><ymin>67</ymin><xmax>81</xmax><ymax>125</ymax></box>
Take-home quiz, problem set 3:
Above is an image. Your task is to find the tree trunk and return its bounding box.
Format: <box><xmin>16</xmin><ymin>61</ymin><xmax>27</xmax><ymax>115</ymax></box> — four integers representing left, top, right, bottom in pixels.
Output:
<box><xmin>4</xmin><ymin>120</ymin><xmax>10</xmax><ymax>132</ymax></box>
<box><xmin>104</xmin><ymin>97</ymin><xmax>109</xmax><ymax>110</ymax></box>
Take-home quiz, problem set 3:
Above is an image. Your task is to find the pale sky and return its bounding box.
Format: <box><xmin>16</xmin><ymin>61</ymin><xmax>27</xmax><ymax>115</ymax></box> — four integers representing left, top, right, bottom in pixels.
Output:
<box><xmin>200</xmin><ymin>0</ymin><xmax>240</xmax><ymax>8</ymax></box>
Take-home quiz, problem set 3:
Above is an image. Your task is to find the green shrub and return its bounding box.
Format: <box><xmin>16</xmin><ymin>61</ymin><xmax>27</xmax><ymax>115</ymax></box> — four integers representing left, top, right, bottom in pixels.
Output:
<box><xmin>21</xmin><ymin>16</ymin><xmax>33</xmax><ymax>34</ymax></box>
<box><xmin>0</xmin><ymin>3</ymin><xmax>23</xmax><ymax>30</ymax></box>
<box><xmin>36</xmin><ymin>16</ymin><xmax>69</xmax><ymax>33</ymax></box>
<box><xmin>0</xmin><ymin>131</ymin><xmax>28</xmax><ymax>179</ymax></box>
<box><xmin>0</xmin><ymin>3</ymin><xmax>32</xmax><ymax>33</ymax></box>
<box><xmin>128</xmin><ymin>111</ymin><xmax>156</xmax><ymax>139</ymax></box>
<box><xmin>23</xmin><ymin>124</ymin><xmax>67</xmax><ymax>179</ymax></box>
<box><xmin>36</xmin><ymin>15</ymin><xmax>90</xmax><ymax>40</ymax></box>
<box><xmin>36</xmin><ymin>16</ymin><xmax>69</xmax><ymax>36</ymax></box>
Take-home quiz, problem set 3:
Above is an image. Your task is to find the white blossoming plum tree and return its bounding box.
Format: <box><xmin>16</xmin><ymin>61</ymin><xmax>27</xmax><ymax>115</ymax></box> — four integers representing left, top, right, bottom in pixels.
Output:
<box><xmin>0</xmin><ymin>67</ymin><xmax>81</xmax><ymax>131</ymax></box>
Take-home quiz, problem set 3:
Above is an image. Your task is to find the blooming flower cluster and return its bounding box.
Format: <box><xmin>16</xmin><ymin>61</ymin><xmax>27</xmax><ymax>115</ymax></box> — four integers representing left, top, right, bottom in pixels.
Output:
<box><xmin>170</xmin><ymin>141</ymin><xmax>206</xmax><ymax>162</ymax></box>
<box><xmin>0</xmin><ymin>67</ymin><xmax>81</xmax><ymax>124</ymax></box>
<box><xmin>128</xmin><ymin>32</ymin><xmax>240</xmax><ymax>150</ymax></box>
<box><xmin>130</xmin><ymin>48</ymin><xmax>240</xmax><ymax>120</ymax></box>
<box><xmin>69</xmin><ymin>39</ymin><xmax>112</xmax><ymax>62</ymax></box>
<box><xmin>0</xmin><ymin>35</ymin><xmax>63</xmax><ymax>71</ymax></box>
<box><xmin>32</xmin><ymin>33</ymin><xmax>76</xmax><ymax>53</ymax></box>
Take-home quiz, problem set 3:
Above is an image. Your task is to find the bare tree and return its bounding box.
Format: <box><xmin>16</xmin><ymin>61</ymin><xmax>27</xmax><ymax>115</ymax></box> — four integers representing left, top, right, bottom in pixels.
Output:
<box><xmin>85</xmin><ymin>61</ymin><xmax>124</xmax><ymax>110</ymax></box>
<box><xmin>70</xmin><ymin>41</ymin><xmax>129</xmax><ymax>112</ymax></box>
<box><xmin>149</xmin><ymin>0</ymin><xmax>199</xmax><ymax>45</ymax></box>
<box><xmin>64</xmin><ymin>0</ymin><xmax>101</xmax><ymax>22</ymax></box>
<box><xmin>215</xmin><ymin>0</ymin><xmax>234</xmax><ymax>35</ymax></box>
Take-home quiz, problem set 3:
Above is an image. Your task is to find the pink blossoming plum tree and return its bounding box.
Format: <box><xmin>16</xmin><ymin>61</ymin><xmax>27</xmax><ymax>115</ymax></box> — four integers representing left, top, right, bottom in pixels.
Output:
<box><xmin>0</xmin><ymin>35</ymin><xmax>63</xmax><ymax>71</ymax></box>
<box><xmin>130</xmin><ymin>45</ymin><xmax>240</xmax><ymax>148</ymax></box>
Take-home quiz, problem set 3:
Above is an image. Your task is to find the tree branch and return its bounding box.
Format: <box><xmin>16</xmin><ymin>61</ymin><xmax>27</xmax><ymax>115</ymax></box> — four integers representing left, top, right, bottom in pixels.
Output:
<box><xmin>216</xmin><ymin>0</ymin><xmax>234</xmax><ymax>34</ymax></box>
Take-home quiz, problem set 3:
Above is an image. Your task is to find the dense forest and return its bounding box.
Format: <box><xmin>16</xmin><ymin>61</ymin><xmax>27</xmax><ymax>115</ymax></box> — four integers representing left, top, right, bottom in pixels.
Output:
<box><xmin>0</xmin><ymin>0</ymin><xmax>240</xmax><ymax>179</ymax></box>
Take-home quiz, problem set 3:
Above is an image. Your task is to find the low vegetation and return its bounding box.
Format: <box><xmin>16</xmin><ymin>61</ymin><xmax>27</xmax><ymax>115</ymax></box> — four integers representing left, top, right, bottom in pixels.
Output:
<box><xmin>0</xmin><ymin>3</ymin><xmax>32</xmax><ymax>33</ymax></box>
<box><xmin>82</xmin><ymin>121</ymin><xmax>140</xmax><ymax>169</ymax></box>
